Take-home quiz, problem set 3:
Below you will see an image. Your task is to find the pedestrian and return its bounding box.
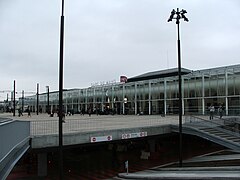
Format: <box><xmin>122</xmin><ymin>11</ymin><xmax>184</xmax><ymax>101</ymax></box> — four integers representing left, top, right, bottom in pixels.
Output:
<box><xmin>218</xmin><ymin>105</ymin><xmax>223</xmax><ymax>119</ymax></box>
<box><xmin>209</xmin><ymin>104</ymin><xmax>215</xmax><ymax>120</ymax></box>
<box><xmin>18</xmin><ymin>108</ymin><xmax>22</xmax><ymax>117</ymax></box>
<box><xmin>88</xmin><ymin>107</ymin><xmax>92</xmax><ymax>117</ymax></box>
<box><xmin>80</xmin><ymin>108</ymin><xmax>85</xmax><ymax>116</ymax></box>
<box><xmin>50</xmin><ymin>110</ymin><xmax>54</xmax><ymax>117</ymax></box>
<box><xmin>62</xmin><ymin>112</ymin><xmax>66</xmax><ymax>123</ymax></box>
<box><xmin>96</xmin><ymin>107</ymin><xmax>99</xmax><ymax>116</ymax></box>
<box><xmin>27</xmin><ymin>107</ymin><xmax>31</xmax><ymax>117</ymax></box>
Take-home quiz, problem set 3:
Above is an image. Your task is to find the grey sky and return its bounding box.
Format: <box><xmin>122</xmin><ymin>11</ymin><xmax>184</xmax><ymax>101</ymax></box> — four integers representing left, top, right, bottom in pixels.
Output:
<box><xmin>0</xmin><ymin>0</ymin><xmax>240</xmax><ymax>100</ymax></box>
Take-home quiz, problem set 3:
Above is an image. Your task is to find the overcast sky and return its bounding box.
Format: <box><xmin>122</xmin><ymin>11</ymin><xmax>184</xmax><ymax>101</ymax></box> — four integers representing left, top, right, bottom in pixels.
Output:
<box><xmin>0</xmin><ymin>0</ymin><xmax>240</xmax><ymax>100</ymax></box>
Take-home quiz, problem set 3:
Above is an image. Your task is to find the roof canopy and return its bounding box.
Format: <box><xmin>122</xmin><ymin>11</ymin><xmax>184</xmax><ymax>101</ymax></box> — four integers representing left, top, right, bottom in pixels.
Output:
<box><xmin>127</xmin><ymin>68</ymin><xmax>191</xmax><ymax>82</ymax></box>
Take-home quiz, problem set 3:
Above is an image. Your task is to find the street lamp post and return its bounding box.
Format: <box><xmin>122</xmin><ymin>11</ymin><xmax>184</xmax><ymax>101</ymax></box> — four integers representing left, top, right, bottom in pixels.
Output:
<box><xmin>22</xmin><ymin>90</ymin><xmax>24</xmax><ymax>113</ymax></box>
<box><xmin>58</xmin><ymin>0</ymin><xmax>65</xmax><ymax>179</ymax></box>
<box><xmin>46</xmin><ymin>86</ymin><xmax>50</xmax><ymax>114</ymax></box>
<box><xmin>13</xmin><ymin>80</ymin><xmax>16</xmax><ymax>116</ymax></box>
<box><xmin>168</xmin><ymin>8</ymin><xmax>188</xmax><ymax>167</ymax></box>
<box><xmin>36</xmin><ymin>83</ymin><xmax>39</xmax><ymax>115</ymax></box>
<box><xmin>123</xmin><ymin>97</ymin><xmax>127</xmax><ymax>115</ymax></box>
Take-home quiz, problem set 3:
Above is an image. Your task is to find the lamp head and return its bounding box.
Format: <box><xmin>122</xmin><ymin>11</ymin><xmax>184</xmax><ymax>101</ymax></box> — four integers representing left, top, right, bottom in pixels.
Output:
<box><xmin>181</xmin><ymin>14</ymin><xmax>189</xmax><ymax>22</ymax></box>
<box><xmin>171</xmin><ymin>9</ymin><xmax>176</xmax><ymax>15</ymax></box>
<box><xmin>167</xmin><ymin>9</ymin><xmax>176</xmax><ymax>22</ymax></box>
<box><xmin>168</xmin><ymin>8</ymin><xmax>189</xmax><ymax>23</ymax></box>
<box><xmin>181</xmin><ymin>9</ymin><xmax>187</xmax><ymax>14</ymax></box>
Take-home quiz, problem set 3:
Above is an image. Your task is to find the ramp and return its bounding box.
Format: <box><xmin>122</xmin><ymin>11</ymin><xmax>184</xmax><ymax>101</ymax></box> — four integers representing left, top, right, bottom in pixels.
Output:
<box><xmin>0</xmin><ymin>119</ymin><xmax>30</xmax><ymax>180</ymax></box>
<box><xmin>171</xmin><ymin>116</ymin><xmax>240</xmax><ymax>151</ymax></box>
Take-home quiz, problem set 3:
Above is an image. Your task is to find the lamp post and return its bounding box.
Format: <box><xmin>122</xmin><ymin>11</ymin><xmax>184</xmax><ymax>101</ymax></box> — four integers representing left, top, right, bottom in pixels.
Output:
<box><xmin>123</xmin><ymin>97</ymin><xmax>127</xmax><ymax>115</ymax></box>
<box><xmin>13</xmin><ymin>80</ymin><xmax>16</xmax><ymax>116</ymax></box>
<box><xmin>36</xmin><ymin>83</ymin><xmax>39</xmax><ymax>115</ymax></box>
<box><xmin>58</xmin><ymin>0</ymin><xmax>65</xmax><ymax>179</ymax></box>
<box><xmin>22</xmin><ymin>90</ymin><xmax>24</xmax><ymax>113</ymax></box>
<box><xmin>46</xmin><ymin>86</ymin><xmax>50</xmax><ymax>114</ymax></box>
<box><xmin>168</xmin><ymin>8</ymin><xmax>188</xmax><ymax>167</ymax></box>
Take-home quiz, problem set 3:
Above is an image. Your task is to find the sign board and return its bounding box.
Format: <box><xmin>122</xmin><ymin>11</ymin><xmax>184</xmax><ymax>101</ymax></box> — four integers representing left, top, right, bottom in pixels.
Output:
<box><xmin>90</xmin><ymin>135</ymin><xmax>112</xmax><ymax>143</ymax></box>
<box><xmin>121</xmin><ymin>132</ymin><xmax>147</xmax><ymax>139</ymax></box>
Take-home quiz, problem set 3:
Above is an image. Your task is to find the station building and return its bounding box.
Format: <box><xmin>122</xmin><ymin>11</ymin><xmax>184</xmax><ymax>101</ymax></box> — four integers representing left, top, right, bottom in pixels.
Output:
<box><xmin>21</xmin><ymin>64</ymin><xmax>240</xmax><ymax>116</ymax></box>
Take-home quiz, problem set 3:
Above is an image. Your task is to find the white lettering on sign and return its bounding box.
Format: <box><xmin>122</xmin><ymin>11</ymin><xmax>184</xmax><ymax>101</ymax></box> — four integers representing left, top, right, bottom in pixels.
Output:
<box><xmin>90</xmin><ymin>135</ymin><xmax>112</xmax><ymax>143</ymax></box>
<box><xmin>121</xmin><ymin>132</ymin><xmax>147</xmax><ymax>139</ymax></box>
<box><xmin>91</xmin><ymin>80</ymin><xmax>117</xmax><ymax>87</ymax></box>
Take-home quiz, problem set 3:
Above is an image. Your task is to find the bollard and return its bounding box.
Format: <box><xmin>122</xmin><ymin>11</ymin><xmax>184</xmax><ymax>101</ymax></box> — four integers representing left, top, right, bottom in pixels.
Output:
<box><xmin>125</xmin><ymin>160</ymin><xmax>128</xmax><ymax>174</ymax></box>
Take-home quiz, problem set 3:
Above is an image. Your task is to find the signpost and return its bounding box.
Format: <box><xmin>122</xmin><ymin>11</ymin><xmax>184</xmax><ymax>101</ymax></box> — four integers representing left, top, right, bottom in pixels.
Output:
<box><xmin>125</xmin><ymin>160</ymin><xmax>129</xmax><ymax>174</ymax></box>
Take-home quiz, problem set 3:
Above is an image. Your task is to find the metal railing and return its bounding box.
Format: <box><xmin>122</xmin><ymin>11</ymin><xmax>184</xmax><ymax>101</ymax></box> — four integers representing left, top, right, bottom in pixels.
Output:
<box><xmin>30</xmin><ymin>119</ymin><xmax>107</xmax><ymax>136</ymax></box>
<box><xmin>185</xmin><ymin>115</ymin><xmax>240</xmax><ymax>137</ymax></box>
<box><xmin>30</xmin><ymin>115</ymin><xmax>179</xmax><ymax>136</ymax></box>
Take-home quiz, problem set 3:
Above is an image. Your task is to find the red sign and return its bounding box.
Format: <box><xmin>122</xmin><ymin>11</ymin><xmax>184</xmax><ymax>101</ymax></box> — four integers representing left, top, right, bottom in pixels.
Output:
<box><xmin>90</xmin><ymin>135</ymin><xmax>112</xmax><ymax>143</ymax></box>
<box><xmin>120</xmin><ymin>76</ymin><xmax>128</xmax><ymax>83</ymax></box>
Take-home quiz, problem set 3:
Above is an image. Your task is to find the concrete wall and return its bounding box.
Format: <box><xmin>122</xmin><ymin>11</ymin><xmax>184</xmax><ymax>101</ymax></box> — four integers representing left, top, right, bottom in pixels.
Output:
<box><xmin>31</xmin><ymin>125</ymin><xmax>171</xmax><ymax>149</ymax></box>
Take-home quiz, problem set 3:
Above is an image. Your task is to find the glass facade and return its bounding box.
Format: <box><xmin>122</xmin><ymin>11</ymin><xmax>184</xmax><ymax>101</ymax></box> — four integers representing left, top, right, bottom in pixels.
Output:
<box><xmin>21</xmin><ymin>64</ymin><xmax>240</xmax><ymax>116</ymax></box>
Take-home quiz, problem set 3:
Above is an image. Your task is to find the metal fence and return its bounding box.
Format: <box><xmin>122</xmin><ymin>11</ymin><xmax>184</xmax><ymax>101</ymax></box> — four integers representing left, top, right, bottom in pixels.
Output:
<box><xmin>30</xmin><ymin>119</ymin><xmax>107</xmax><ymax>135</ymax></box>
<box><xmin>30</xmin><ymin>115</ymin><xmax>179</xmax><ymax>136</ymax></box>
<box><xmin>186</xmin><ymin>115</ymin><xmax>240</xmax><ymax>135</ymax></box>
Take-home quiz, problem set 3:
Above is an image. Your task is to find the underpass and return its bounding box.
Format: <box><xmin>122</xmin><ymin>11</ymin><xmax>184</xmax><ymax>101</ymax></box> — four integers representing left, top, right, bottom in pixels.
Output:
<box><xmin>2</xmin><ymin>113</ymin><xmax>180</xmax><ymax>177</ymax></box>
<box><xmin>2</xmin><ymin>113</ymin><xmax>240</xmax><ymax>179</ymax></box>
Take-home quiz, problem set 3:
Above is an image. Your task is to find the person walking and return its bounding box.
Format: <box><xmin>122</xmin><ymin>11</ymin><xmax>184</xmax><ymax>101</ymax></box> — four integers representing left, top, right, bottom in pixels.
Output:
<box><xmin>27</xmin><ymin>106</ymin><xmax>31</xmax><ymax>117</ymax></box>
<box><xmin>88</xmin><ymin>107</ymin><xmax>92</xmax><ymax>117</ymax></box>
<box><xmin>218</xmin><ymin>104</ymin><xmax>223</xmax><ymax>119</ymax></box>
<box><xmin>209</xmin><ymin>104</ymin><xmax>215</xmax><ymax>120</ymax></box>
<box><xmin>18</xmin><ymin>108</ymin><xmax>22</xmax><ymax>117</ymax></box>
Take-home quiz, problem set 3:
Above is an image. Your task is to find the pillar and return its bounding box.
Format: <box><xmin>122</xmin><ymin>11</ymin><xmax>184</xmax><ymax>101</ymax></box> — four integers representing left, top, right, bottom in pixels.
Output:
<box><xmin>111</xmin><ymin>86</ymin><xmax>115</xmax><ymax>110</ymax></box>
<box><xmin>182</xmin><ymin>78</ymin><xmax>185</xmax><ymax>115</ymax></box>
<box><xmin>122</xmin><ymin>85</ymin><xmax>125</xmax><ymax>114</ymax></box>
<box><xmin>135</xmin><ymin>83</ymin><xmax>137</xmax><ymax>115</ymax></box>
<box><xmin>71</xmin><ymin>92</ymin><xmax>74</xmax><ymax>110</ymax></box>
<box><xmin>148</xmin><ymin>81</ymin><xmax>151</xmax><ymax>115</ymax></box>
<box><xmin>225</xmin><ymin>71</ymin><xmax>229</xmax><ymax>115</ymax></box>
<box><xmin>202</xmin><ymin>74</ymin><xmax>205</xmax><ymax>115</ymax></box>
<box><xmin>164</xmin><ymin>79</ymin><xmax>167</xmax><ymax>115</ymax></box>
<box><xmin>148</xmin><ymin>139</ymin><xmax>155</xmax><ymax>153</ymax></box>
<box><xmin>101</xmin><ymin>87</ymin><xmax>104</xmax><ymax>112</ymax></box>
<box><xmin>37</xmin><ymin>153</ymin><xmax>47</xmax><ymax>177</ymax></box>
<box><xmin>85</xmin><ymin>89</ymin><xmax>88</xmax><ymax>111</ymax></box>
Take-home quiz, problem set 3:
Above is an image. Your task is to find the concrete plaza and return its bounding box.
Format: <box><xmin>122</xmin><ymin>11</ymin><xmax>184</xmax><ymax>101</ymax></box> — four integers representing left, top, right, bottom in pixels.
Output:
<box><xmin>1</xmin><ymin>113</ymin><xmax>211</xmax><ymax>149</ymax></box>
<box><xmin>1</xmin><ymin>113</ymin><xmax>185</xmax><ymax>148</ymax></box>
<box><xmin>2</xmin><ymin>113</ymin><xmax>182</xmax><ymax>135</ymax></box>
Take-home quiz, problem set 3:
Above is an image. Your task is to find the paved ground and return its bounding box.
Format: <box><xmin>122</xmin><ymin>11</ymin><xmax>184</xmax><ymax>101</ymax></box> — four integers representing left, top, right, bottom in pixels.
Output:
<box><xmin>0</xmin><ymin>112</ymin><xmax>215</xmax><ymax>137</ymax></box>
<box><xmin>0</xmin><ymin>113</ymin><xmax>183</xmax><ymax>136</ymax></box>
<box><xmin>117</xmin><ymin>150</ymin><xmax>240</xmax><ymax>180</ymax></box>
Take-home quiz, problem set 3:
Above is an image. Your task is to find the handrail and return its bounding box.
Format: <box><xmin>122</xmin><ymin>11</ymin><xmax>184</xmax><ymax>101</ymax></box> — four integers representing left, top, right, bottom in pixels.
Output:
<box><xmin>185</xmin><ymin>115</ymin><xmax>224</xmax><ymax>126</ymax></box>
<box><xmin>186</xmin><ymin>115</ymin><xmax>240</xmax><ymax>137</ymax></box>
<box><xmin>0</xmin><ymin>118</ymin><xmax>13</xmax><ymax>124</ymax></box>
